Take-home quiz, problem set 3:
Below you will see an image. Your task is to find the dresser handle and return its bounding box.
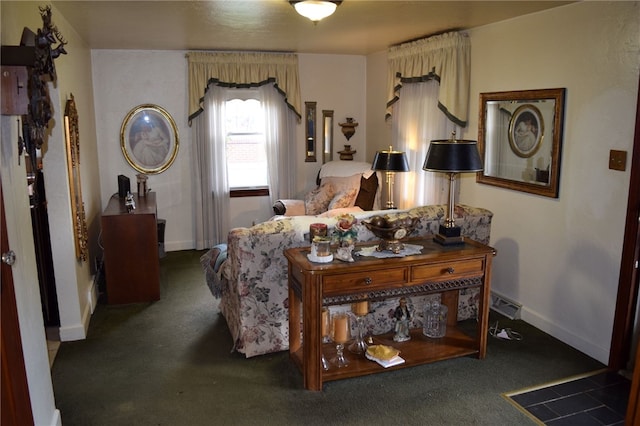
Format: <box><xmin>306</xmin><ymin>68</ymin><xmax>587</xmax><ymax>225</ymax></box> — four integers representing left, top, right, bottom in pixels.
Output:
<box><xmin>363</xmin><ymin>277</ymin><xmax>372</xmax><ymax>285</ymax></box>
<box><xmin>446</xmin><ymin>267</ymin><xmax>455</xmax><ymax>274</ymax></box>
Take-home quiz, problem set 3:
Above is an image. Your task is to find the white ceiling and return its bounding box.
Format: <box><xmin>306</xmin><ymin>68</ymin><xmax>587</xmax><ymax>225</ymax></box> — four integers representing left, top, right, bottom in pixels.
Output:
<box><xmin>51</xmin><ymin>1</ymin><xmax>572</xmax><ymax>55</ymax></box>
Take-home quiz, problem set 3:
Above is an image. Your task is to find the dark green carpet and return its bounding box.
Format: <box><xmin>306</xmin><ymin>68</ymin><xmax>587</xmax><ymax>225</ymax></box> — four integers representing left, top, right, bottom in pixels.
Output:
<box><xmin>51</xmin><ymin>250</ymin><xmax>605</xmax><ymax>425</ymax></box>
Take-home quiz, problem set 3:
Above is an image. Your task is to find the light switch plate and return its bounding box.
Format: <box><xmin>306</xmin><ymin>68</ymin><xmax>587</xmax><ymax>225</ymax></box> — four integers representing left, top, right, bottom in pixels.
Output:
<box><xmin>609</xmin><ymin>150</ymin><xmax>627</xmax><ymax>171</ymax></box>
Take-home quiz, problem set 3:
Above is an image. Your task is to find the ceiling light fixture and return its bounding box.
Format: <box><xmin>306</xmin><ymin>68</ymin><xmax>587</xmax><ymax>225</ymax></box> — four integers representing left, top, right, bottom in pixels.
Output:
<box><xmin>289</xmin><ymin>1</ymin><xmax>342</xmax><ymax>23</ymax></box>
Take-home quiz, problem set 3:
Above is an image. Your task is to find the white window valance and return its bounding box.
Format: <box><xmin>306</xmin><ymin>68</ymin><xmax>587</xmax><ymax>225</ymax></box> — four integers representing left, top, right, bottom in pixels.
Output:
<box><xmin>187</xmin><ymin>51</ymin><xmax>301</xmax><ymax>122</ymax></box>
<box><xmin>387</xmin><ymin>31</ymin><xmax>470</xmax><ymax>126</ymax></box>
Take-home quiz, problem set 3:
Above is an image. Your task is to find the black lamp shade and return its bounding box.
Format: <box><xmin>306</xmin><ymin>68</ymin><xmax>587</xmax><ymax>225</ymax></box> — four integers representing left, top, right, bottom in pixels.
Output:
<box><xmin>422</xmin><ymin>140</ymin><xmax>483</xmax><ymax>173</ymax></box>
<box><xmin>372</xmin><ymin>150</ymin><xmax>410</xmax><ymax>172</ymax></box>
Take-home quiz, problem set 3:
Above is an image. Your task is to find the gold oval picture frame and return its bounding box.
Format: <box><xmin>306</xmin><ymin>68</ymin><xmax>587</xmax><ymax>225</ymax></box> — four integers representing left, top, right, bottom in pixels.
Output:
<box><xmin>120</xmin><ymin>104</ymin><xmax>179</xmax><ymax>174</ymax></box>
<box><xmin>508</xmin><ymin>104</ymin><xmax>544</xmax><ymax>158</ymax></box>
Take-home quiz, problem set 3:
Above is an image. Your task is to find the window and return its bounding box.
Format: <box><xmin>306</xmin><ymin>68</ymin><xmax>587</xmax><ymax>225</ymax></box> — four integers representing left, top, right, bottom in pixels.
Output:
<box><xmin>225</xmin><ymin>96</ymin><xmax>268</xmax><ymax>194</ymax></box>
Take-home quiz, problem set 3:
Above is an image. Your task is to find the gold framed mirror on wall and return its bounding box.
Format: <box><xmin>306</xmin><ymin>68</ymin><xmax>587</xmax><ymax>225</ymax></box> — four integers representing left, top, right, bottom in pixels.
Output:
<box><xmin>322</xmin><ymin>109</ymin><xmax>334</xmax><ymax>164</ymax></box>
<box><xmin>304</xmin><ymin>101</ymin><xmax>317</xmax><ymax>162</ymax></box>
<box><xmin>477</xmin><ymin>88</ymin><xmax>566</xmax><ymax>198</ymax></box>
<box><xmin>64</xmin><ymin>94</ymin><xmax>89</xmax><ymax>261</ymax></box>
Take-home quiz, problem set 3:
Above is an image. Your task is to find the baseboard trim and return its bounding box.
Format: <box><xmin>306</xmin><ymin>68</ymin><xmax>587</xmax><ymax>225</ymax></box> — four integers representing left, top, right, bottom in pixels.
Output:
<box><xmin>59</xmin><ymin>279</ymin><xmax>96</xmax><ymax>342</ymax></box>
<box><xmin>50</xmin><ymin>408</ymin><xmax>62</xmax><ymax>426</ymax></box>
<box><xmin>521</xmin><ymin>306</ymin><xmax>609</xmax><ymax>364</ymax></box>
<box><xmin>88</xmin><ymin>275</ymin><xmax>98</xmax><ymax>314</ymax></box>
<box><xmin>59</xmin><ymin>322</ymin><xmax>86</xmax><ymax>342</ymax></box>
<box><xmin>165</xmin><ymin>241</ymin><xmax>196</xmax><ymax>252</ymax></box>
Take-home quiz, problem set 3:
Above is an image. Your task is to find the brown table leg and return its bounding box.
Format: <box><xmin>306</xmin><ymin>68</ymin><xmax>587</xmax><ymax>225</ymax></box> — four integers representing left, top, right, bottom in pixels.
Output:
<box><xmin>441</xmin><ymin>290</ymin><xmax>459</xmax><ymax>327</ymax></box>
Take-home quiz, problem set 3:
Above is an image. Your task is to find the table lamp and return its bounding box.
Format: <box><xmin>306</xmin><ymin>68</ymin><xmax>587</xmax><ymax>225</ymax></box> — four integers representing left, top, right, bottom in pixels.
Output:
<box><xmin>423</xmin><ymin>134</ymin><xmax>483</xmax><ymax>245</ymax></box>
<box><xmin>372</xmin><ymin>146</ymin><xmax>410</xmax><ymax>209</ymax></box>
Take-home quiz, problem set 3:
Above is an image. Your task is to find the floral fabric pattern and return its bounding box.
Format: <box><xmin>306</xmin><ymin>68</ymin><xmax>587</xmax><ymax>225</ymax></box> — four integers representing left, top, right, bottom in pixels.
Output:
<box><xmin>328</xmin><ymin>187</ymin><xmax>358</xmax><ymax>210</ymax></box>
<box><xmin>202</xmin><ymin>204</ymin><xmax>493</xmax><ymax>358</ymax></box>
<box><xmin>304</xmin><ymin>183</ymin><xmax>335</xmax><ymax>215</ymax></box>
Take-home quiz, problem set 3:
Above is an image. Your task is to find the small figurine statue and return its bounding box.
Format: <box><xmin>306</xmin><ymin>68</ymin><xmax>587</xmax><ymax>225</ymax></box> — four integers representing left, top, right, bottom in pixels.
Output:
<box><xmin>393</xmin><ymin>297</ymin><xmax>411</xmax><ymax>342</ymax></box>
<box><xmin>334</xmin><ymin>214</ymin><xmax>357</xmax><ymax>262</ymax></box>
<box><xmin>125</xmin><ymin>191</ymin><xmax>136</xmax><ymax>213</ymax></box>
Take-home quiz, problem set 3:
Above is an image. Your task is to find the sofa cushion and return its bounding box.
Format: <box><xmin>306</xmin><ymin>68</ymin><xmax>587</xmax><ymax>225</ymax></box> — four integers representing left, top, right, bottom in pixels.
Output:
<box><xmin>354</xmin><ymin>173</ymin><xmax>378</xmax><ymax>211</ymax></box>
<box><xmin>321</xmin><ymin>173</ymin><xmax>362</xmax><ymax>194</ymax></box>
<box><xmin>328</xmin><ymin>187</ymin><xmax>359</xmax><ymax>210</ymax></box>
<box><xmin>316</xmin><ymin>206</ymin><xmax>364</xmax><ymax>218</ymax></box>
<box><xmin>318</xmin><ymin>160</ymin><xmax>374</xmax><ymax>180</ymax></box>
<box><xmin>304</xmin><ymin>183</ymin><xmax>335</xmax><ymax>215</ymax></box>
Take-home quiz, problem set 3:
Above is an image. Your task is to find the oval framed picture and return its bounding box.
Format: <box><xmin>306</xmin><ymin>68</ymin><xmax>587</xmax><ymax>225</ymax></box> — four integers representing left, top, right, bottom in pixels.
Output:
<box><xmin>508</xmin><ymin>104</ymin><xmax>544</xmax><ymax>158</ymax></box>
<box><xmin>120</xmin><ymin>104</ymin><xmax>179</xmax><ymax>174</ymax></box>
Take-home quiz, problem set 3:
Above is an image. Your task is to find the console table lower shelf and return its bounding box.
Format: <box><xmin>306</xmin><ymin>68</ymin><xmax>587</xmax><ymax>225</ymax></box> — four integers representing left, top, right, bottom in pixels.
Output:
<box><xmin>285</xmin><ymin>238</ymin><xmax>495</xmax><ymax>391</ymax></box>
<box><xmin>290</xmin><ymin>326</ymin><xmax>479</xmax><ymax>382</ymax></box>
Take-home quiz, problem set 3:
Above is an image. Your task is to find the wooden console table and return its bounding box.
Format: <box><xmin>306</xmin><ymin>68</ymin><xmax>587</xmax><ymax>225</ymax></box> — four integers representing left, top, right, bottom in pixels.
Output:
<box><xmin>285</xmin><ymin>238</ymin><xmax>495</xmax><ymax>391</ymax></box>
<box><xmin>101</xmin><ymin>192</ymin><xmax>160</xmax><ymax>304</ymax></box>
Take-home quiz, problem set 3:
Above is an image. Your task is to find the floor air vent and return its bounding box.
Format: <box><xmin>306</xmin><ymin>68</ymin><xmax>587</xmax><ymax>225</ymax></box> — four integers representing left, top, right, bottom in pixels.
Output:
<box><xmin>490</xmin><ymin>292</ymin><xmax>522</xmax><ymax>320</ymax></box>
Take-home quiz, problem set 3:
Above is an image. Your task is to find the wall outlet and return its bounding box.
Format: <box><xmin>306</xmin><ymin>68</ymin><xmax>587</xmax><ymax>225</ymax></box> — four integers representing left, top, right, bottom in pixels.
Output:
<box><xmin>609</xmin><ymin>150</ymin><xmax>627</xmax><ymax>171</ymax></box>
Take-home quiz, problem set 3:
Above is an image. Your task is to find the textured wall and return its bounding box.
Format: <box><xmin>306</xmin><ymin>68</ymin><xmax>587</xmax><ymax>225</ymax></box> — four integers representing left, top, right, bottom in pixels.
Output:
<box><xmin>463</xmin><ymin>1</ymin><xmax>640</xmax><ymax>363</ymax></box>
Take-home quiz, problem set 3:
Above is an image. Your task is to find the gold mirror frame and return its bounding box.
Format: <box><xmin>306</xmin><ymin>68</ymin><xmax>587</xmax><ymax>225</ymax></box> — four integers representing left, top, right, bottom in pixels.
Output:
<box><xmin>120</xmin><ymin>104</ymin><xmax>179</xmax><ymax>174</ymax></box>
<box><xmin>64</xmin><ymin>94</ymin><xmax>89</xmax><ymax>262</ymax></box>
<box><xmin>477</xmin><ymin>88</ymin><xmax>566</xmax><ymax>198</ymax></box>
<box><xmin>322</xmin><ymin>110</ymin><xmax>334</xmax><ymax>163</ymax></box>
<box><xmin>304</xmin><ymin>101</ymin><xmax>317</xmax><ymax>162</ymax></box>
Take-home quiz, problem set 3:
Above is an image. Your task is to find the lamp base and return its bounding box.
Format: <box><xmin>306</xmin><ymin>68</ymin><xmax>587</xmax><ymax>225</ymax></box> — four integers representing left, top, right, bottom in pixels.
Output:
<box><xmin>433</xmin><ymin>225</ymin><xmax>464</xmax><ymax>246</ymax></box>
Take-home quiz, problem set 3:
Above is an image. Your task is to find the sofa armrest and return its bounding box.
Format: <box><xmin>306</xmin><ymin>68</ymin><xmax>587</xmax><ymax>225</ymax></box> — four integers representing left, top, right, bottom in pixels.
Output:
<box><xmin>272</xmin><ymin>199</ymin><xmax>305</xmax><ymax>216</ymax></box>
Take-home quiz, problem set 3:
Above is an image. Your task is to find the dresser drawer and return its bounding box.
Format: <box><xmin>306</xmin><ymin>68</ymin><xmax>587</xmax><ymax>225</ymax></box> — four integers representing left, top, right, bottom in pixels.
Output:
<box><xmin>412</xmin><ymin>259</ymin><xmax>484</xmax><ymax>282</ymax></box>
<box><xmin>323</xmin><ymin>267</ymin><xmax>408</xmax><ymax>296</ymax></box>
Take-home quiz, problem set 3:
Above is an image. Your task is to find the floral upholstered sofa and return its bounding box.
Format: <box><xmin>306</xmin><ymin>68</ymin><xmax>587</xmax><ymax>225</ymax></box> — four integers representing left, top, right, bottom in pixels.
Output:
<box><xmin>201</xmin><ymin>204</ymin><xmax>493</xmax><ymax>358</ymax></box>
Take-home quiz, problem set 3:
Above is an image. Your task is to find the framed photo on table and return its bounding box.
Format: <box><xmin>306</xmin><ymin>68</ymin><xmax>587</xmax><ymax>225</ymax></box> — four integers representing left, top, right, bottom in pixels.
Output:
<box><xmin>120</xmin><ymin>104</ymin><xmax>179</xmax><ymax>174</ymax></box>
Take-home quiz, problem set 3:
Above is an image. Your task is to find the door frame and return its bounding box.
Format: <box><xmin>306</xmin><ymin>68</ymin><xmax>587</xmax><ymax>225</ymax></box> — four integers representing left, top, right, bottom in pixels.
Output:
<box><xmin>609</xmin><ymin>75</ymin><xmax>640</xmax><ymax>422</ymax></box>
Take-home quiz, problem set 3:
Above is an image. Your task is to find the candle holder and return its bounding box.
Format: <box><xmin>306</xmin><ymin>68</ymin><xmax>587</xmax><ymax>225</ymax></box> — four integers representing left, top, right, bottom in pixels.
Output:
<box><xmin>321</xmin><ymin>307</ymin><xmax>330</xmax><ymax>371</ymax></box>
<box><xmin>330</xmin><ymin>312</ymin><xmax>350</xmax><ymax>368</ymax></box>
<box><xmin>349</xmin><ymin>301</ymin><xmax>369</xmax><ymax>355</ymax></box>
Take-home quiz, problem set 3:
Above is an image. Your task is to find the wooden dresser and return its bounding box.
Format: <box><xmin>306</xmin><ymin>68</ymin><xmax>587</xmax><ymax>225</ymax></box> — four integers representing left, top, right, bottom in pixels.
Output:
<box><xmin>101</xmin><ymin>192</ymin><xmax>160</xmax><ymax>304</ymax></box>
<box><xmin>285</xmin><ymin>238</ymin><xmax>495</xmax><ymax>391</ymax></box>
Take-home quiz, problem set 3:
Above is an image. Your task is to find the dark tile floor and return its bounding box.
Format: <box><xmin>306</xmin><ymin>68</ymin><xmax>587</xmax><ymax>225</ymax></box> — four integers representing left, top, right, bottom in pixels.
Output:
<box><xmin>506</xmin><ymin>370</ymin><xmax>630</xmax><ymax>425</ymax></box>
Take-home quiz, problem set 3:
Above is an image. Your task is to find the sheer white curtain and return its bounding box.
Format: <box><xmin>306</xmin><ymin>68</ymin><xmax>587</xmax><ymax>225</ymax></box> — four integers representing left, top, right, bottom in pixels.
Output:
<box><xmin>261</xmin><ymin>83</ymin><xmax>297</xmax><ymax>207</ymax></box>
<box><xmin>393</xmin><ymin>80</ymin><xmax>460</xmax><ymax>209</ymax></box>
<box><xmin>192</xmin><ymin>84</ymin><xmax>229</xmax><ymax>250</ymax></box>
<box><xmin>484</xmin><ymin>103</ymin><xmax>511</xmax><ymax>178</ymax></box>
<box><xmin>192</xmin><ymin>83</ymin><xmax>297</xmax><ymax>250</ymax></box>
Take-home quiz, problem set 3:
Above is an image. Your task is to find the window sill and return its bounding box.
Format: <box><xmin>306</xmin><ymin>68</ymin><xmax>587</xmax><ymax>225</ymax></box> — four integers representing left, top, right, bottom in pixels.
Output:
<box><xmin>230</xmin><ymin>188</ymin><xmax>270</xmax><ymax>198</ymax></box>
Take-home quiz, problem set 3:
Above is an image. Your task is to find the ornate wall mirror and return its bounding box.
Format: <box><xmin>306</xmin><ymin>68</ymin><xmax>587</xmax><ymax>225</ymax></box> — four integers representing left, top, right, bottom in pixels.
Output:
<box><xmin>304</xmin><ymin>101</ymin><xmax>317</xmax><ymax>162</ymax></box>
<box><xmin>477</xmin><ymin>88</ymin><xmax>565</xmax><ymax>198</ymax></box>
<box><xmin>322</xmin><ymin>109</ymin><xmax>333</xmax><ymax>163</ymax></box>
<box><xmin>64</xmin><ymin>94</ymin><xmax>89</xmax><ymax>261</ymax></box>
